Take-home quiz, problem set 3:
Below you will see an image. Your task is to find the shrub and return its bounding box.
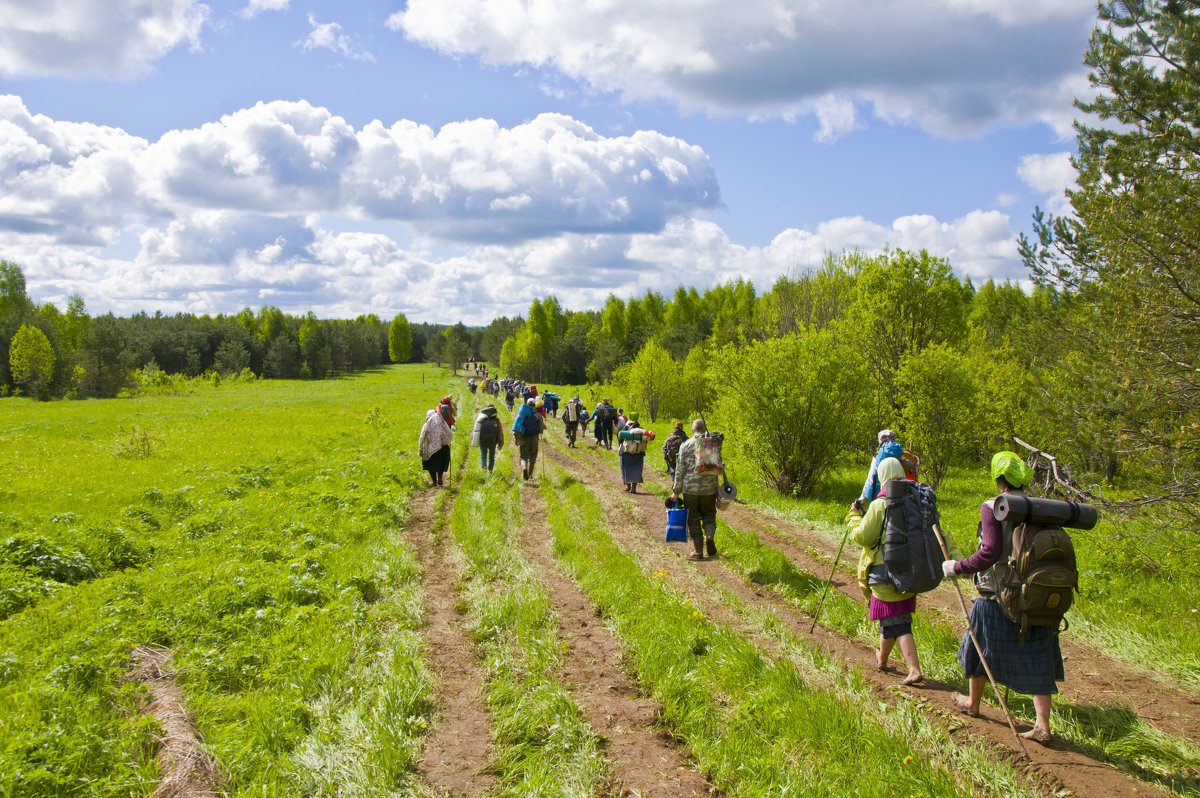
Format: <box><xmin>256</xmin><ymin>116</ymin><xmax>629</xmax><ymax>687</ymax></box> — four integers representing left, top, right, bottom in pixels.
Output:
<box><xmin>710</xmin><ymin>330</ymin><xmax>869</xmax><ymax>495</ymax></box>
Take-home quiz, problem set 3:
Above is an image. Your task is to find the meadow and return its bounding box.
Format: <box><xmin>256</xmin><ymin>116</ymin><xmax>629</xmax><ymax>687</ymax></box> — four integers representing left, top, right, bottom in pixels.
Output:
<box><xmin>2</xmin><ymin>365</ymin><xmax>1197</xmax><ymax>797</ymax></box>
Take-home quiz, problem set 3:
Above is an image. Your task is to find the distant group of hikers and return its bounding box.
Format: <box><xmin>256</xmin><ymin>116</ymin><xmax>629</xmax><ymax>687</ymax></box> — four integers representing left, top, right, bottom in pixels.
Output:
<box><xmin>420</xmin><ymin>367</ymin><xmax>1090</xmax><ymax>745</ymax></box>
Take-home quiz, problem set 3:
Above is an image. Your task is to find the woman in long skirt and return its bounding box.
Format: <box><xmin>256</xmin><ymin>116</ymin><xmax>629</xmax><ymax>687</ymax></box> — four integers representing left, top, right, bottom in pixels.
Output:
<box><xmin>617</xmin><ymin>414</ymin><xmax>648</xmax><ymax>493</ymax></box>
<box><xmin>418</xmin><ymin>408</ymin><xmax>453</xmax><ymax>486</ymax></box>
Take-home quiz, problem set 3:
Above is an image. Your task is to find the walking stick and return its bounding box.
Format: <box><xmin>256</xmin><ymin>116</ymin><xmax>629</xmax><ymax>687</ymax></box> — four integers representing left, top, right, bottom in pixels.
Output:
<box><xmin>809</xmin><ymin>525</ymin><xmax>851</xmax><ymax>634</ymax></box>
<box><xmin>931</xmin><ymin>522</ymin><xmax>1030</xmax><ymax>760</ymax></box>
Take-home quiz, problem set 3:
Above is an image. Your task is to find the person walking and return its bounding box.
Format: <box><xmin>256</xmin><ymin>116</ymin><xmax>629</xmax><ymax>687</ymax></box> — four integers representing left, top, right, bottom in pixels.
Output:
<box><xmin>844</xmin><ymin>456</ymin><xmax>944</xmax><ymax>686</ymax></box>
<box><xmin>670</xmin><ymin>419</ymin><xmax>720</xmax><ymax>560</ymax></box>
<box><xmin>418</xmin><ymin>408</ymin><xmax>453</xmax><ymax>486</ymax></box>
<box><xmin>512</xmin><ymin>397</ymin><xmax>545</xmax><ymax>480</ymax></box>
<box><xmin>472</xmin><ymin>403</ymin><xmax>504</xmax><ymax>473</ymax></box>
<box><xmin>860</xmin><ymin>429</ymin><xmax>904</xmax><ymax>502</ymax></box>
<box><xmin>941</xmin><ymin>451</ymin><xmax>1063</xmax><ymax>744</ymax></box>
<box><xmin>617</xmin><ymin>413</ymin><xmax>650</xmax><ymax>493</ymax></box>
<box><xmin>661</xmin><ymin>421</ymin><xmax>687</xmax><ymax>479</ymax></box>
<box><xmin>562</xmin><ymin>395</ymin><xmax>583</xmax><ymax>447</ymax></box>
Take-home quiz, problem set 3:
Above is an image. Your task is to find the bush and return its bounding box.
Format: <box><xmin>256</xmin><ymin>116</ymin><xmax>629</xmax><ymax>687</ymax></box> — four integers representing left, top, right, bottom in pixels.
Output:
<box><xmin>709</xmin><ymin>330</ymin><xmax>869</xmax><ymax>495</ymax></box>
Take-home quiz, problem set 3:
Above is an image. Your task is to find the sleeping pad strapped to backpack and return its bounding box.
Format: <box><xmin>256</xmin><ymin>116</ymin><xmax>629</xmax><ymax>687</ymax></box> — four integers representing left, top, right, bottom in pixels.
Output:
<box><xmin>881</xmin><ymin>478</ymin><xmax>945</xmax><ymax>594</ymax></box>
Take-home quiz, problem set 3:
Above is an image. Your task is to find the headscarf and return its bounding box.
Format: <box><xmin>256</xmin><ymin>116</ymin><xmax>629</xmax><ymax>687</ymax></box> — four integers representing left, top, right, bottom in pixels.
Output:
<box><xmin>877</xmin><ymin>456</ymin><xmax>905</xmax><ymax>486</ymax></box>
<box><xmin>990</xmin><ymin>451</ymin><xmax>1033</xmax><ymax>488</ymax></box>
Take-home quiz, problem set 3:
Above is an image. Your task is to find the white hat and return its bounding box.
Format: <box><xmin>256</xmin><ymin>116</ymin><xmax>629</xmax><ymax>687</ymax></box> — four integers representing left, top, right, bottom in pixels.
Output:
<box><xmin>878</xmin><ymin>429</ymin><xmax>896</xmax><ymax>443</ymax></box>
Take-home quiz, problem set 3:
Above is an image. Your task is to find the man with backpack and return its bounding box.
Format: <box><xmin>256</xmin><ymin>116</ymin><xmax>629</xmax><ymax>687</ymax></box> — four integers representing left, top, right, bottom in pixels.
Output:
<box><xmin>669</xmin><ymin>419</ymin><xmax>721</xmax><ymax>560</ymax></box>
<box><xmin>562</xmin><ymin>395</ymin><xmax>583</xmax><ymax>447</ymax></box>
<box><xmin>472</xmin><ymin>403</ymin><xmax>504</xmax><ymax>473</ymax></box>
<box><xmin>661</xmin><ymin>421</ymin><xmax>687</xmax><ymax>479</ymax></box>
<box><xmin>941</xmin><ymin>451</ymin><xmax>1069</xmax><ymax>744</ymax></box>
<box><xmin>512</xmin><ymin>398</ymin><xmax>545</xmax><ymax>480</ymax></box>
<box><xmin>595</xmin><ymin>399</ymin><xmax>616</xmax><ymax>450</ymax></box>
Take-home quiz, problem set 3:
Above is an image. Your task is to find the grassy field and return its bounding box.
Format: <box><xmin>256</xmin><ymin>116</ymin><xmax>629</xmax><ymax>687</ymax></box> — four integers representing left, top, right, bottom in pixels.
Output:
<box><xmin>3</xmin><ymin>366</ymin><xmax>1198</xmax><ymax>797</ymax></box>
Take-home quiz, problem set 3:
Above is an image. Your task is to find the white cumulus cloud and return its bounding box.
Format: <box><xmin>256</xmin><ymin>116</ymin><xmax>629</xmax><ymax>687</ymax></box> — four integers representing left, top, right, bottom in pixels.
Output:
<box><xmin>0</xmin><ymin>0</ymin><xmax>209</xmax><ymax>78</ymax></box>
<box><xmin>297</xmin><ymin>14</ymin><xmax>375</xmax><ymax>62</ymax></box>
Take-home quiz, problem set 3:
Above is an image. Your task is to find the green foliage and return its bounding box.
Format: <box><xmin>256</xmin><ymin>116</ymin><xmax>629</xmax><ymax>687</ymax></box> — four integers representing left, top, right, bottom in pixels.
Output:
<box><xmin>839</xmin><ymin>248</ymin><xmax>969</xmax><ymax>420</ymax></box>
<box><xmin>711</xmin><ymin>330</ymin><xmax>869</xmax><ymax>495</ymax></box>
<box><xmin>612</xmin><ymin>339</ymin><xmax>685</xmax><ymax>422</ymax></box>
<box><xmin>8</xmin><ymin>323</ymin><xmax>55</xmax><ymax>398</ymax></box>
<box><xmin>387</xmin><ymin>312</ymin><xmax>411</xmax><ymax>363</ymax></box>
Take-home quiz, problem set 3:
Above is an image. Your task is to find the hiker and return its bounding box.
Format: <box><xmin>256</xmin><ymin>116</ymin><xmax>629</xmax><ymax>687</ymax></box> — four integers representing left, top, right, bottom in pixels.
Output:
<box><xmin>616</xmin><ymin>407</ymin><xmax>627</xmax><ymax>429</ymax></box>
<box><xmin>845</xmin><ymin>456</ymin><xmax>948</xmax><ymax>686</ymax></box>
<box><xmin>512</xmin><ymin>398</ymin><xmax>545</xmax><ymax>480</ymax></box>
<box><xmin>437</xmin><ymin>396</ymin><xmax>456</xmax><ymax>428</ymax></box>
<box><xmin>562</xmin><ymin>395</ymin><xmax>583</xmax><ymax>447</ymax></box>
<box><xmin>860</xmin><ymin>429</ymin><xmax>904</xmax><ymax>501</ymax></box>
<box><xmin>418</xmin><ymin>408</ymin><xmax>453</xmax><ymax>487</ymax></box>
<box><xmin>661</xmin><ymin>421</ymin><xmax>687</xmax><ymax>479</ymax></box>
<box><xmin>505</xmin><ymin>386</ymin><xmax>516</xmax><ymax>411</ymax></box>
<box><xmin>670</xmin><ymin>419</ymin><xmax>720</xmax><ymax>560</ymax></box>
<box><xmin>596</xmin><ymin>399</ymin><xmax>616</xmax><ymax>450</ymax></box>
<box><xmin>472</xmin><ymin>403</ymin><xmax>504</xmax><ymax>473</ymax></box>
<box><xmin>942</xmin><ymin>451</ymin><xmax>1063</xmax><ymax>744</ymax></box>
<box><xmin>467</xmin><ymin>377</ymin><xmax>477</xmax><ymax>395</ymax></box>
<box><xmin>617</xmin><ymin>413</ymin><xmax>651</xmax><ymax>493</ymax></box>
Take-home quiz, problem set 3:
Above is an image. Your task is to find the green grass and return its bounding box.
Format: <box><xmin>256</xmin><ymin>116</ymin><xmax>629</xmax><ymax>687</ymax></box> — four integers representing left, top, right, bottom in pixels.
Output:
<box><xmin>443</xmin><ymin>396</ymin><xmax>609</xmax><ymax>797</ymax></box>
<box><xmin>538</xmin><ymin>462</ymin><xmax>978</xmax><ymax>797</ymax></box>
<box><xmin>0</xmin><ymin>366</ymin><xmax>443</xmax><ymax>796</ymax></box>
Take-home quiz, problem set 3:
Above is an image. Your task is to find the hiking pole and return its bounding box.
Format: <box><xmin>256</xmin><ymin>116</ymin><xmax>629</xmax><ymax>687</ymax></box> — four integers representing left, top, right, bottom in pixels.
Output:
<box><xmin>931</xmin><ymin>522</ymin><xmax>1030</xmax><ymax>760</ymax></box>
<box><xmin>809</xmin><ymin>524</ymin><xmax>852</xmax><ymax>634</ymax></box>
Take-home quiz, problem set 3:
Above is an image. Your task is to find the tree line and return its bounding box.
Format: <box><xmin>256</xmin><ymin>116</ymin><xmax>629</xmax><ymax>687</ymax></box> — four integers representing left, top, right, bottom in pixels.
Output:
<box><xmin>0</xmin><ymin>267</ymin><xmax>453</xmax><ymax>399</ymax></box>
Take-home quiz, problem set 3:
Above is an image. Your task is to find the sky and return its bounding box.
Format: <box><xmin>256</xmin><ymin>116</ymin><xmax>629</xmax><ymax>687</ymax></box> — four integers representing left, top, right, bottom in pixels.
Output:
<box><xmin>0</xmin><ymin>0</ymin><xmax>1095</xmax><ymax>324</ymax></box>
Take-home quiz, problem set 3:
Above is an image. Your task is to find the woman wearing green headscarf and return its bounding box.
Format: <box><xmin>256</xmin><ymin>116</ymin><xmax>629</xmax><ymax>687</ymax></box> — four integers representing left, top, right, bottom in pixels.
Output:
<box><xmin>617</xmin><ymin>413</ymin><xmax>651</xmax><ymax>493</ymax></box>
<box><xmin>941</xmin><ymin>451</ymin><xmax>1062</xmax><ymax>744</ymax></box>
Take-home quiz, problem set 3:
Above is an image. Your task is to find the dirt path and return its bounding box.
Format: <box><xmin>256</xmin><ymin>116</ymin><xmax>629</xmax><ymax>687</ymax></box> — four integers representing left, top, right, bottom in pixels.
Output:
<box><xmin>505</xmin><ymin>440</ymin><xmax>715</xmax><ymax>797</ymax></box>
<box><xmin>125</xmin><ymin>646</ymin><xmax>223</xmax><ymax>798</ymax></box>
<box><xmin>548</xmin><ymin>435</ymin><xmax>1173</xmax><ymax>798</ymax></box>
<box><xmin>406</xmin><ymin>486</ymin><xmax>497</xmax><ymax>797</ymax></box>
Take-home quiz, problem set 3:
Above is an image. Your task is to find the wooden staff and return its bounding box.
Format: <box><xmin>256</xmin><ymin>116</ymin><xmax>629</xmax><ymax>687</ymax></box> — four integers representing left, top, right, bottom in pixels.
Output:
<box><xmin>932</xmin><ymin>522</ymin><xmax>1030</xmax><ymax>760</ymax></box>
<box><xmin>809</xmin><ymin>525</ymin><xmax>851</xmax><ymax>634</ymax></box>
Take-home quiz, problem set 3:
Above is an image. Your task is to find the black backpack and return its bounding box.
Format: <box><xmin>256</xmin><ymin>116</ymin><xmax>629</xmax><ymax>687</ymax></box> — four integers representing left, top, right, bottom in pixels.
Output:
<box><xmin>881</xmin><ymin>479</ymin><xmax>944</xmax><ymax>594</ymax></box>
<box><xmin>478</xmin><ymin>415</ymin><xmax>500</xmax><ymax>445</ymax></box>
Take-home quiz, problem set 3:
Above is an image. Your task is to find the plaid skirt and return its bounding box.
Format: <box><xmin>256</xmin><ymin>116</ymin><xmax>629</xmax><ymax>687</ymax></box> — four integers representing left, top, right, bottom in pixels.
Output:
<box><xmin>958</xmin><ymin>597</ymin><xmax>1064</xmax><ymax>695</ymax></box>
<box><xmin>619</xmin><ymin>451</ymin><xmax>645</xmax><ymax>483</ymax></box>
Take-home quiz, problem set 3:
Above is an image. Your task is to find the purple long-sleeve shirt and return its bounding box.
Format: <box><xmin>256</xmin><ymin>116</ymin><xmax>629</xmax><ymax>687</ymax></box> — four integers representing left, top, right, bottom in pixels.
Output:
<box><xmin>953</xmin><ymin>499</ymin><xmax>1004</xmax><ymax>576</ymax></box>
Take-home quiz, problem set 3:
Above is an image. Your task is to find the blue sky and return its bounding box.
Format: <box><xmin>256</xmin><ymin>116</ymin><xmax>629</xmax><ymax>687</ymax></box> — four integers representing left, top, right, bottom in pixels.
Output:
<box><xmin>0</xmin><ymin>0</ymin><xmax>1094</xmax><ymax>323</ymax></box>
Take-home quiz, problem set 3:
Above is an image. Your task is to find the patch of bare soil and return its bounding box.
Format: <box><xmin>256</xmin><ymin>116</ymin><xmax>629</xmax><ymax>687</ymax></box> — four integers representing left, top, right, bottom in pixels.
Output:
<box><xmin>406</xmin><ymin>486</ymin><xmax>498</xmax><ymax>798</ymax></box>
<box><xmin>125</xmin><ymin>646</ymin><xmax>222</xmax><ymax>798</ymax></box>
<box><xmin>549</xmin><ymin>437</ymin><xmax>1173</xmax><ymax>798</ymax></box>
<box><xmin>506</xmin><ymin>441</ymin><xmax>715</xmax><ymax>797</ymax></box>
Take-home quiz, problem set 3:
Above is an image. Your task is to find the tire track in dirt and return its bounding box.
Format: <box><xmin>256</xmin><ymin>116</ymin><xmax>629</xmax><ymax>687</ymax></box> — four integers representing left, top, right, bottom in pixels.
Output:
<box><xmin>406</xmin><ymin>485</ymin><xmax>497</xmax><ymax>798</ymax></box>
<box><xmin>505</xmin><ymin>440</ymin><xmax>716</xmax><ymax>797</ymax></box>
<box><xmin>124</xmin><ymin>646</ymin><xmax>223</xmax><ymax>798</ymax></box>
<box><xmin>548</xmin><ymin>436</ymin><xmax>1173</xmax><ymax>798</ymax></box>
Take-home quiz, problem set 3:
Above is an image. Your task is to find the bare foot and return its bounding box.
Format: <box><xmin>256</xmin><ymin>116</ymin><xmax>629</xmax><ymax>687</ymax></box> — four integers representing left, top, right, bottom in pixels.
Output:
<box><xmin>952</xmin><ymin>692</ymin><xmax>980</xmax><ymax>717</ymax></box>
<box><xmin>899</xmin><ymin>672</ymin><xmax>924</xmax><ymax>686</ymax></box>
<box><xmin>1020</xmin><ymin>727</ymin><xmax>1053</xmax><ymax>744</ymax></box>
<box><xmin>876</xmin><ymin>655</ymin><xmax>892</xmax><ymax>673</ymax></box>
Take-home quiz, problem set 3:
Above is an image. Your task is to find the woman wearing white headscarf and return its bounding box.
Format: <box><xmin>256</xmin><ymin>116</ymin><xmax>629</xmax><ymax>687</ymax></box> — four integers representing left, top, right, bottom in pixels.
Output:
<box><xmin>419</xmin><ymin>407</ymin><xmax>453</xmax><ymax>486</ymax></box>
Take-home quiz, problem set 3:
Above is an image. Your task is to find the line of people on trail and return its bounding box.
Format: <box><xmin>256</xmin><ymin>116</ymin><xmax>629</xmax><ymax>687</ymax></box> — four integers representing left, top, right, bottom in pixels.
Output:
<box><xmin>427</xmin><ymin>369</ymin><xmax>1080</xmax><ymax>745</ymax></box>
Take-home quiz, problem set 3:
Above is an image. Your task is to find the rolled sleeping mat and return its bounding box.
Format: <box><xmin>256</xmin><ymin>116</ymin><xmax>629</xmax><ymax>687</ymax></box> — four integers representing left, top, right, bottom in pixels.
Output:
<box><xmin>993</xmin><ymin>494</ymin><xmax>1099</xmax><ymax>530</ymax></box>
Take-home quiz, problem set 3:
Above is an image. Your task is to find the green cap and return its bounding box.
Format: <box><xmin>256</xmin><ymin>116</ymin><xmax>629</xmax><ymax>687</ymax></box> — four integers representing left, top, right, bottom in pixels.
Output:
<box><xmin>990</xmin><ymin>451</ymin><xmax>1033</xmax><ymax>488</ymax></box>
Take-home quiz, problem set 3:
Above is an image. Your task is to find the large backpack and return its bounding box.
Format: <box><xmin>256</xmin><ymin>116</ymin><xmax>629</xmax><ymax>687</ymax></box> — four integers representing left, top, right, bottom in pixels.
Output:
<box><xmin>881</xmin><ymin>478</ymin><xmax>944</xmax><ymax>594</ymax></box>
<box><xmin>566</xmin><ymin>401</ymin><xmax>580</xmax><ymax>422</ymax></box>
<box><xmin>663</xmin><ymin>433</ymin><xmax>684</xmax><ymax>464</ymax></box>
<box><xmin>694</xmin><ymin>432</ymin><xmax>725</xmax><ymax>474</ymax></box>
<box><xmin>996</xmin><ymin>523</ymin><xmax>1077</xmax><ymax>644</ymax></box>
<box><xmin>520</xmin><ymin>410</ymin><xmax>541</xmax><ymax>436</ymax></box>
<box><xmin>478</xmin><ymin>415</ymin><xmax>500</xmax><ymax>445</ymax></box>
<box><xmin>623</xmin><ymin>430</ymin><xmax>647</xmax><ymax>454</ymax></box>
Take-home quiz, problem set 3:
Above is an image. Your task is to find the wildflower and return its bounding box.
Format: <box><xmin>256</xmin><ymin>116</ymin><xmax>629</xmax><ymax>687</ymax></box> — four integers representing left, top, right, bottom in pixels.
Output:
<box><xmin>903</xmin><ymin>755</ymin><xmax>913</xmax><ymax>764</ymax></box>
